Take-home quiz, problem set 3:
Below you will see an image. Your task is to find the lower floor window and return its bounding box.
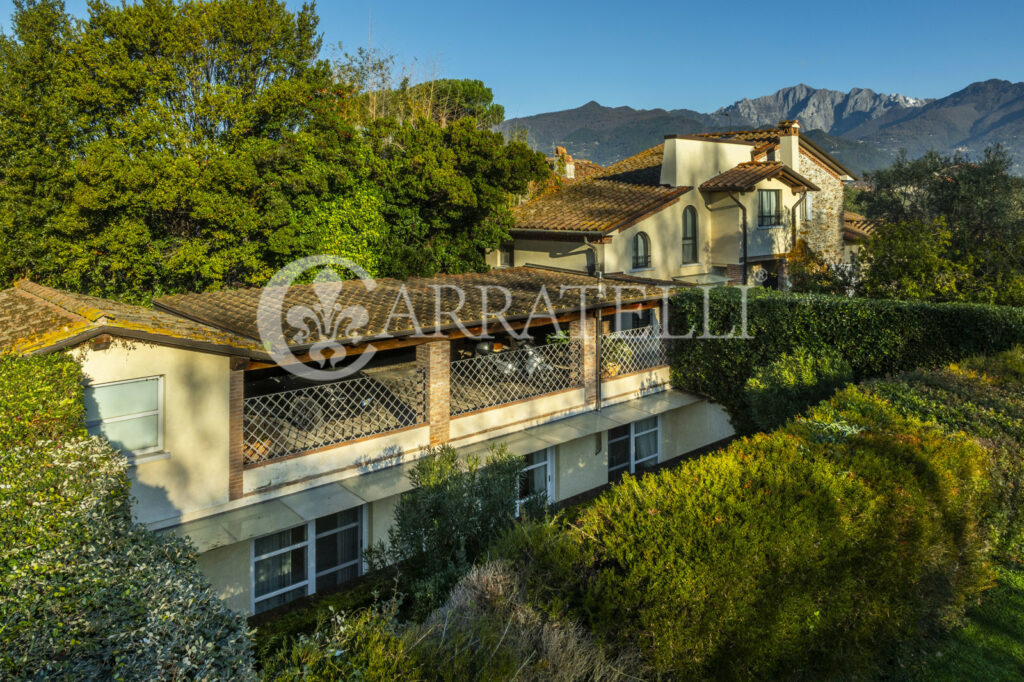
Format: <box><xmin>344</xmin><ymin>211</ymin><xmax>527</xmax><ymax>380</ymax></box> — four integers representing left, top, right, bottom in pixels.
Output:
<box><xmin>252</xmin><ymin>506</ymin><xmax>363</xmax><ymax>614</ymax></box>
<box><xmin>608</xmin><ymin>416</ymin><xmax>660</xmax><ymax>480</ymax></box>
<box><xmin>518</xmin><ymin>448</ymin><xmax>553</xmax><ymax>515</ymax></box>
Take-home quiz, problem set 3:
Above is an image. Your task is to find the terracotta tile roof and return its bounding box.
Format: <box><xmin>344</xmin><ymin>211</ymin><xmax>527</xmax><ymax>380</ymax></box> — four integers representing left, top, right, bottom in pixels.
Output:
<box><xmin>571</xmin><ymin>158</ymin><xmax>604</xmax><ymax>181</ymax></box>
<box><xmin>843</xmin><ymin>211</ymin><xmax>878</xmax><ymax>242</ymax></box>
<box><xmin>0</xmin><ymin>280</ymin><xmax>265</xmax><ymax>356</ymax></box>
<box><xmin>514</xmin><ymin>145</ymin><xmax>688</xmax><ymax>234</ymax></box>
<box><xmin>696</xmin><ymin>125</ymin><xmax>856</xmax><ymax>179</ymax></box>
<box><xmin>700</xmin><ymin>161</ymin><xmax>820</xmax><ymax>192</ymax></box>
<box><xmin>156</xmin><ymin>267</ymin><xmax>669</xmax><ymax>347</ymax></box>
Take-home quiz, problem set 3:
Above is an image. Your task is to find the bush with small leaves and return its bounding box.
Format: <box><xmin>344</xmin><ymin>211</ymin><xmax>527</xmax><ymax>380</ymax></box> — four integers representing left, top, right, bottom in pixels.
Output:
<box><xmin>744</xmin><ymin>347</ymin><xmax>853</xmax><ymax>431</ymax></box>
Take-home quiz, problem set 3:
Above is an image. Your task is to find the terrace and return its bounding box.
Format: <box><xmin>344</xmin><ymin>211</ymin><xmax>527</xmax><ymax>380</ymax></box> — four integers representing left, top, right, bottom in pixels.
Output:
<box><xmin>240</xmin><ymin>315</ymin><xmax>669</xmax><ymax>466</ymax></box>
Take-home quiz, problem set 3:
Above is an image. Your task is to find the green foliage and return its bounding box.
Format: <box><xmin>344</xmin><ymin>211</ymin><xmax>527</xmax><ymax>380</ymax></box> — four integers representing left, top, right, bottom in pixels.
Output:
<box><xmin>259</xmin><ymin>601</ymin><xmax>421</xmax><ymax>681</ymax></box>
<box><xmin>0</xmin><ymin>2</ymin><xmax>547</xmax><ymax>301</ymax></box>
<box><xmin>893</xmin><ymin>560</ymin><xmax>1024</xmax><ymax>681</ymax></box>
<box><xmin>744</xmin><ymin>347</ymin><xmax>853</xmax><ymax>431</ymax></box>
<box><xmin>0</xmin><ymin>352</ymin><xmax>84</xmax><ymax>447</ymax></box>
<box><xmin>862</xmin><ymin>146</ymin><xmax>1024</xmax><ymax>305</ymax></box>
<box><xmin>670</xmin><ymin>286</ymin><xmax>1024</xmax><ymax>432</ymax></box>
<box><xmin>499</xmin><ymin>385</ymin><xmax>997</xmax><ymax>679</ymax></box>
<box><xmin>858</xmin><ymin>219</ymin><xmax>970</xmax><ymax>302</ymax></box>
<box><xmin>867</xmin><ymin>350</ymin><xmax>1024</xmax><ymax>560</ymax></box>
<box><xmin>0</xmin><ymin>353</ymin><xmax>253</xmax><ymax>678</ymax></box>
<box><xmin>363</xmin><ymin>444</ymin><xmax>523</xmax><ymax>617</ymax></box>
<box><xmin>362</xmin><ymin>115</ymin><xmax>548</xmax><ymax>278</ymax></box>
<box><xmin>785</xmin><ymin>239</ymin><xmax>860</xmax><ymax>295</ymax></box>
<box><xmin>250</xmin><ymin>571</ymin><xmax>391</xmax><ymax>667</ymax></box>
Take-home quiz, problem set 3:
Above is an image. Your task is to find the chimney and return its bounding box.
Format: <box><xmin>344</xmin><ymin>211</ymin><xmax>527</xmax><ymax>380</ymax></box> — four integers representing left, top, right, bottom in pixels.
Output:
<box><xmin>552</xmin><ymin>146</ymin><xmax>575</xmax><ymax>179</ymax></box>
<box><xmin>777</xmin><ymin>120</ymin><xmax>800</xmax><ymax>135</ymax></box>
<box><xmin>777</xmin><ymin>121</ymin><xmax>800</xmax><ymax>167</ymax></box>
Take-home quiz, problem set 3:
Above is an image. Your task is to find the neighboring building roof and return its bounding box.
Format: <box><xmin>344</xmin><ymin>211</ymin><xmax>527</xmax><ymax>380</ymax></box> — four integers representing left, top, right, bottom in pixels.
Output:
<box><xmin>514</xmin><ymin>145</ymin><xmax>689</xmax><ymax>234</ymax></box>
<box><xmin>155</xmin><ymin>267</ymin><xmax>669</xmax><ymax>347</ymax></box>
<box><xmin>842</xmin><ymin>211</ymin><xmax>878</xmax><ymax>242</ymax></box>
<box><xmin>700</xmin><ymin>161</ymin><xmax>820</xmax><ymax>192</ymax></box>
<box><xmin>571</xmin><ymin>158</ymin><xmax>604</xmax><ymax>181</ymax></box>
<box><xmin>0</xmin><ymin>280</ymin><xmax>265</xmax><ymax>356</ymax></box>
<box><xmin>696</xmin><ymin>123</ymin><xmax>857</xmax><ymax>180</ymax></box>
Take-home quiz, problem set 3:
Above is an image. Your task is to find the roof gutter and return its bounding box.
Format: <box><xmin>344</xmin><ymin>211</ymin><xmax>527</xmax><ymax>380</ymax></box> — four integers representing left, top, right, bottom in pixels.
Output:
<box><xmin>790</xmin><ymin>192</ymin><xmax>807</xmax><ymax>255</ymax></box>
<box><xmin>725</xmin><ymin>192</ymin><xmax>749</xmax><ymax>285</ymax></box>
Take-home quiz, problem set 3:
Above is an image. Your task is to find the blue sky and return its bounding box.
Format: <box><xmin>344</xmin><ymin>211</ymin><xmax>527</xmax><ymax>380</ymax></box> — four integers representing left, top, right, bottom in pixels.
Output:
<box><xmin>2</xmin><ymin>0</ymin><xmax>1022</xmax><ymax>118</ymax></box>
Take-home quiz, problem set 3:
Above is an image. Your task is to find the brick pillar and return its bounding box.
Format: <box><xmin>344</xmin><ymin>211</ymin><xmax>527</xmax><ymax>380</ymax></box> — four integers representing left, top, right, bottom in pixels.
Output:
<box><xmin>417</xmin><ymin>340</ymin><xmax>451</xmax><ymax>445</ymax></box>
<box><xmin>726</xmin><ymin>263</ymin><xmax>744</xmax><ymax>284</ymax></box>
<box><xmin>570</xmin><ymin>315</ymin><xmax>598</xmax><ymax>404</ymax></box>
<box><xmin>228</xmin><ymin>369</ymin><xmax>244</xmax><ymax>500</ymax></box>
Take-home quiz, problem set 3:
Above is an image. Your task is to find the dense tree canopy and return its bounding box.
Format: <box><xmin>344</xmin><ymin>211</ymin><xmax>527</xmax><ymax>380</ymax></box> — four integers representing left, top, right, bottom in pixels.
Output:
<box><xmin>860</xmin><ymin>146</ymin><xmax>1024</xmax><ymax>304</ymax></box>
<box><xmin>0</xmin><ymin>0</ymin><xmax>546</xmax><ymax>301</ymax></box>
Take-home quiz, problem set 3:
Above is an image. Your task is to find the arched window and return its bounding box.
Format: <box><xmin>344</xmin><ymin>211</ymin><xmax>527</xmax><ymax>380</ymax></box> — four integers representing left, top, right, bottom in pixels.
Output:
<box><xmin>682</xmin><ymin>206</ymin><xmax>698</xmax><ymax>264</ymax></box>
<box><xmin>632</xmin><ymin>232</ymin><xmax>651</xmax><ymax>270</ymax></box>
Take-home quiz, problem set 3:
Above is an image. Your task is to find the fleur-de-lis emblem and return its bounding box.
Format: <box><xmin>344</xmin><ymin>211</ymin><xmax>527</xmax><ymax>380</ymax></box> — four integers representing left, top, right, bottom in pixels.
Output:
<box><xmin>284</xmin><ymin>268</ymin><xmax>370</xmax><ymax>368</ymax></box>
<box><xmin>257</xmin><ymin>255</ymin><xmax>378</xmax><ymax>382</ymax></box>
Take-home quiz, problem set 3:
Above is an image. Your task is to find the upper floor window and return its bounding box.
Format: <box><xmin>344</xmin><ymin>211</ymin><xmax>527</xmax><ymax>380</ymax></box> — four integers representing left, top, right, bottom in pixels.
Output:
<box><xmin>632</xmin><ymin>232</ymin><xmax>651</xmax><ymax>270</ymax></box>
<box><xmin>758</xmin><ymin>189</ymin><xmax>782</xmax><ymax>227</ymax></box>
<box><xmin>802</xmin><ymin>192</ymin><xmax>814</xmax><ymax>220</ymax></box>
<box><xmin>499</xmin><ymin>241</ymin><xmax>514</xmax><ymax>267</ymax></box>
<box><xmin>84</xmin><ymin>377</ymin><xmax>162</xmax><ymax>455</ymax></box>
<box><xmin>682</xmin><ymin>206</ymin><xmax>698</xmax><ymax>264</ymax></box>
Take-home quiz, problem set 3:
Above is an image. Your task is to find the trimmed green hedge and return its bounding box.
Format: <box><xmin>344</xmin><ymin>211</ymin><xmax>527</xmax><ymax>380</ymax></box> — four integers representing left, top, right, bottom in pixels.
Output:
<box><xmin>669</xmin><ymin>288</ymin><xmax>1024</xmax><ymax>432</ymax></box>
<box><xmin>492</xmin><ymin>348</ymin><xmax>1024</xmax><ymax>679</ymax></box>
<box><xmin>0</xmin><ymin>354</ymin><xmax>253</xmax><ymax>679</ymax></box>
<box><xmin>744</xmin><ymin>347</ymin><xmax>853</xmax><ymax>431</ymax></box>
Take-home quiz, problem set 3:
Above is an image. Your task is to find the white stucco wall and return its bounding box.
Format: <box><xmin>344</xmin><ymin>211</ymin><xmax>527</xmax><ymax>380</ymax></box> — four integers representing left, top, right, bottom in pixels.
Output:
<box><xmin>75</xmin><ymin>339</ymin><xmax>232</xmax><ymax>526</ymax></box>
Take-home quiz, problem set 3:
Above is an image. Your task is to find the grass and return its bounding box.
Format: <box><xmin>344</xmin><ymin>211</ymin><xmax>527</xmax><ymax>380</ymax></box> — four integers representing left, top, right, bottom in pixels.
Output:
<box><xmin>892</xmin><ymin>561</ymin><xmax>1024</xmax><ymax>681</ymax></box>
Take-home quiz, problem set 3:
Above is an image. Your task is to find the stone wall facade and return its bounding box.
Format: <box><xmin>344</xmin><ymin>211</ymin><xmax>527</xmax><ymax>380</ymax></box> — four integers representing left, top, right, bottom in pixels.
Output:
<box><xmin>797</xmin><ymin>150</ymin><xmax>845</xmax><ymax>262</ymax></box>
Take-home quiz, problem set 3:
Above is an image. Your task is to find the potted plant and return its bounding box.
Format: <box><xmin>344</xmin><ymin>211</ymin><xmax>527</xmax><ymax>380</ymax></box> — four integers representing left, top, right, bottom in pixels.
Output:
<box><xmin>602</xmin><ymin>336</ymin><xmax>633</xmax><ymax>377</ymax></box>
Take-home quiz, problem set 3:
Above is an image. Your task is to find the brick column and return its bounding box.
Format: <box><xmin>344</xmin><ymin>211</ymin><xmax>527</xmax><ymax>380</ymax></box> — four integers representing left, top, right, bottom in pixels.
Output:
<box><xmin>570</xmin><ymin>315</ymin><xmax>598</xmax><ymax>405</ymax></box>
<box><xmin>228</xmin><ymin>369</ymin><xmax>244</xmax><ymax>500</ymax></box>
<box><xmin>726</xmin><ymin>263</ymin><xmax>744</xmax><ymax>284</ymax></box>
<box><xmin>417</xmin><ymin>340</ymin><xmax>451</xmax><ymax>445</ymax></box>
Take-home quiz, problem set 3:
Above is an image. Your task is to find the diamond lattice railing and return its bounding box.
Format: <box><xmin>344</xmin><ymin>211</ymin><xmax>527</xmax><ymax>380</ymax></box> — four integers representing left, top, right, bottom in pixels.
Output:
<box><xmin>243</xmin><ymin>367</ymin><xmax>426</xmax><ymax>464</ymax></box>
<box><xmin>449</xmin><ymin>341</ymin><xmax>583</xmax><ymax>416</ymax></box>
<box><xmin>601</xmin><ymin>326</ymin><xmax>668</xmax><ymax>376</ymax></box>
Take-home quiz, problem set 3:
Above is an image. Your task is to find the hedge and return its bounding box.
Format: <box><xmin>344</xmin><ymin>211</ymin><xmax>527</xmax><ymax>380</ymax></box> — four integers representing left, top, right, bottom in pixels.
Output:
<box><xmin>493</xmin><ymin>348</ymin><xmax>1024</xmax><ymax>679</ymax></box>
<box><xmin>669</xmin><ymin>287</ymin><xmax>1024</xmax><ymax>432</ymax></box>
<box><xmin>0</xmin><ymin>354</ymin><xmax>253</xmax><ymax>679</ymax></box>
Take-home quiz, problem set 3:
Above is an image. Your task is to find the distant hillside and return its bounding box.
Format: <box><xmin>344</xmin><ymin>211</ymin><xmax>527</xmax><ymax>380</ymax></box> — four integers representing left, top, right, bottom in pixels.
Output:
<box><xmin>499</xmin><ymin>80</ymin><xmax>1024</xmax><ymax>176</ymax></box>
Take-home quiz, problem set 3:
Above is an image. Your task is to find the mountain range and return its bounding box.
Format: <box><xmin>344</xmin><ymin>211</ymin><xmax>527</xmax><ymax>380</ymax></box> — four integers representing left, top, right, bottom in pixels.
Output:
<box><xmin>497</xmin><ymin>80</ymin><xmax>1024</xmax><ymax>176</ymax></box>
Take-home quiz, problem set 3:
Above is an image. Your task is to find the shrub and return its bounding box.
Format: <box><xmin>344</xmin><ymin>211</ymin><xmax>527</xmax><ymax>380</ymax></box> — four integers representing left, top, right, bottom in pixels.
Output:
<box><xmin>0</xmin><ymin>354</ymin><xmax>253</xmax><ymax>679</ymax></box>
<box><xmin>867</xmin><ymin>349</ymin><xmax>1024</xmax><ymax>559</ymax></box>
<box><xmin>364</xmin><ymin>444</ymin><xmax>523</xmax><ymax>618</ymax></box>
<box><xmin>259</xmin><ymin>601</ymin><xmax>421</xmax><ymax>681</ymax></box>
<box><xmin>409</xmin><ymin>561</ymin><xmax>646</xmax><ymax>681</ymax></box>
<box><xmin>509</xmin><ymin>388</ymin><xmax>994</xmax><ymax>678</ymax></box>
<box><xmin>670</xmin><ymin>287</ymin><xmax>1024</xmax><ymax>432</ymax></box>
<box><xmin>744</xmin><ymin>347</ymin><xmax>853</xmax><ymax>431</ymax></box>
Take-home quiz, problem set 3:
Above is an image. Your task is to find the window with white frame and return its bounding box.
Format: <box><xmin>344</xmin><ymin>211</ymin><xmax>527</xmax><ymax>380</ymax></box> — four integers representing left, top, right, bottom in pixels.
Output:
<box><xmin>802</xmin><ymin>192</ymin><xmax>814</xmax><ymax>220</ymax></box>
<box><xmin>84</xmin><ymin>377</ymin><xmax>162</xmax><ymax>455</ymax></box>
<box><xmin>252</xmin><ymin>506</ymin><xmax>363</xmax><ymax>614</ymax></box>
<box><xmin>518</xmin><ymin>448</ymin><xmax>553</xmax><ymax>514</ymax></box>
<box><xmin>607</xmin><ymin>416</ymin><xmax>660</xmax><ymax>480</ymax></box>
